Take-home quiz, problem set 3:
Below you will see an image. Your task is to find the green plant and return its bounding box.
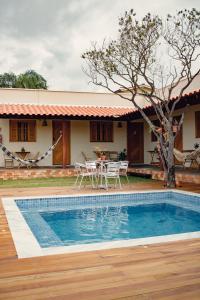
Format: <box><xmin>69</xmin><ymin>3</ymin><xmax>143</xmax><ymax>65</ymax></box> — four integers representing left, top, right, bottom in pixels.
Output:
<box><xmin>119</xmin><ymin>148</ymin><xmax>127</xmax><ymax>161</ymax></box>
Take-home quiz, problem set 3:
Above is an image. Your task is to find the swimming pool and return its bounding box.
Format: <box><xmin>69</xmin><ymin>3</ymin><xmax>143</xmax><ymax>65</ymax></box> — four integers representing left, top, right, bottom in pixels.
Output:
<box><xmin>3</xmin><ymin>190</ymin><xmax>200</xmax><ymax>258</ymax></box>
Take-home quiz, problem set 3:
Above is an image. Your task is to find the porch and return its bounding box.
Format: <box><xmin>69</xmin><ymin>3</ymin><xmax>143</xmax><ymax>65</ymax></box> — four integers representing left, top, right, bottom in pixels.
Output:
<box><xmin>129</xmin><ymin>164</ymin><xmax>200</xmax><ymax>185</ymax></box>
<box><xmin>0</xmin><ymin>104</ymin><xmax>130</xmax><ymax>168</ymax></box>
<box><xmin>0</xmin><ymin>164</ymin><xmax>200</xmax><ymax>185</ymax></box>
<box><xmin>0</xmin><ymin>93</ymin><xmax>199</xmax><ymax>169</ymax></box>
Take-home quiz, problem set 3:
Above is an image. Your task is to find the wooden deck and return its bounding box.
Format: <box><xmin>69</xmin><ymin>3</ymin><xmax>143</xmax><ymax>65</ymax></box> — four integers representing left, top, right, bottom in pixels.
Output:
<box><xmin>0</xmin><ymin>182</ymin><xmax>200</xmax><ymax>299</ymax></box>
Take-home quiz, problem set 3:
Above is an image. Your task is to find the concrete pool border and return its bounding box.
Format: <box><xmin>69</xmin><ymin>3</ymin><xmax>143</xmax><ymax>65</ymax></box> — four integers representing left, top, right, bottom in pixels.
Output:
<box><xmin>2</xmin><ymin>189</ymin><xmax>200</xmax><ymax>259</ymax></box>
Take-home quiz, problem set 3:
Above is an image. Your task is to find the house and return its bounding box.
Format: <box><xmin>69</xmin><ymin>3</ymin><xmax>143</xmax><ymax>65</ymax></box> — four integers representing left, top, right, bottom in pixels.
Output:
<box><xmin>0</xmin><ymin>76</ymin><xmax>199</xmax><ymax>168</ymax></box>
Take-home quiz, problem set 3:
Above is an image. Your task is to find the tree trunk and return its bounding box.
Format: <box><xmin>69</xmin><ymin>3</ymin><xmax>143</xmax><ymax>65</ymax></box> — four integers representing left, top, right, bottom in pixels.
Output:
<box><xmin>165</xmin><ymin>135</ymin><xmax>176</xmax><ymax>188</ymax></box>
<box><xmin>165</xmin><ymin>165</ymin><xmax>176</xmax><ymax>188</ymax></box>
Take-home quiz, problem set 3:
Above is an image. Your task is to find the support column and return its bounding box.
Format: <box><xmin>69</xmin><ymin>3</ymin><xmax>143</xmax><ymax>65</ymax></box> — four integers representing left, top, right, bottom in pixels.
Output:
<box><xmin>62</xmin><ymin>120</ymin><xmax>68</xmax><ymax>168</ymax></box>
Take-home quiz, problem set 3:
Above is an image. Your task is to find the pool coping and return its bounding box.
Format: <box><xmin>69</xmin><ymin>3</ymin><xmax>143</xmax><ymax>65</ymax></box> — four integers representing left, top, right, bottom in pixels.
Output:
<box><xmin>2</xmin><ymin>189</ymin><xmax>200</xmax><ymax>259</ymax></box>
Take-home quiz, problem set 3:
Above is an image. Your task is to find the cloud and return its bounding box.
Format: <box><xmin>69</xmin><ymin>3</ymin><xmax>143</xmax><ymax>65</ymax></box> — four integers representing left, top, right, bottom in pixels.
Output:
<box><xmin>0</xmin><ymin>0</ymin><xmax>199</xmax><ymax>91</ymax></box>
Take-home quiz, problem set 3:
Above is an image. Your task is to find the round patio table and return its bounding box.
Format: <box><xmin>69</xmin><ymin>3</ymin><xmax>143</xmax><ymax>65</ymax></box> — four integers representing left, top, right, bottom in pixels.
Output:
<box><xmin>15</xmin><ymin>151</ymin><xmax>30</xmax><ymax>160</ymax></box>
<box><xmin>95</xmin><ymin>160</ymin><xmax>111</xmax><ymax>189</ymax></box>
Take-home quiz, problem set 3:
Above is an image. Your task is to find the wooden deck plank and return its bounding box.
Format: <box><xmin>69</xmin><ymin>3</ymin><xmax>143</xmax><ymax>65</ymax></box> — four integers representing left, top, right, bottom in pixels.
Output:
<box><xmin>0</xmin><ymin>183</ymin><xmax>200</xmax><ymax>299</ymax></box>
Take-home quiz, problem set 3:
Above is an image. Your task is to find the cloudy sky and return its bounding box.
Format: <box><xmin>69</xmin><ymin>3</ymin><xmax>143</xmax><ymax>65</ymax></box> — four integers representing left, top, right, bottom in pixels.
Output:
<box><xmin>0</xmin><ymin>0</ymin><xmax>199</xmax><ymax>91</ymax></box>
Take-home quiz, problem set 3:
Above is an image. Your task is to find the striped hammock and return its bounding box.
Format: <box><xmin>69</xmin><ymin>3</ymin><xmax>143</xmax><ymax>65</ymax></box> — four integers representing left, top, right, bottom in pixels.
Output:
<box><xmin>0</xmin><ymin>135</ymin><xmax>62</xmax><ymax>166</ymax></box>
<box><xmin>173</xmin><ymin>148</ymin><xmax>200</xmax><ymax>168</ymax></box>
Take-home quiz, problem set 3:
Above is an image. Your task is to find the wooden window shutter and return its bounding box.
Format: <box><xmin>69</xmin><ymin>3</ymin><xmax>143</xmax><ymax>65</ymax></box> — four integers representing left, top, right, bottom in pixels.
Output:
<box><xmin>104</xmin><ymin>122</ymin><xmax>113</xmax><ymax>142</ymax></box>
<box><xmin>90</xmin><ymin>121</ymin><xmax>97</xmax><ymax>142</ymax></box>
<box><xmin>28</xmin><ymin>120</ymin><xmax>36</xmax><ymax>142</ymax></box>
<box><xmin>9</xmin><ymin>120</ymin><xmax>18</xmax><ymax>142</ymax></box>
<box><xmin>195</xmin><ymin>111</ymin><xmax>200</xmax><ymax>138</ymax></box>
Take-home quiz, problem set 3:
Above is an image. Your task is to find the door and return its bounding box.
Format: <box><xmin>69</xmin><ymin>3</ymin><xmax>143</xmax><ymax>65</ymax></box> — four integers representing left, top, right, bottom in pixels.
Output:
<box><xmin>174</xmin><ymin>116</ymin><xmax>183</xmax><ymax>164</ymax></box>
<box><xmin>174</xmin><ymin>125</ymin><xmax>183</xmax><ymax>151</ymax></box>
<box><xmin>127</xmin><ymin>122</ymin><xmax>144</xmax><ymax>163</ymax></box>
<box><xmin>52</xmin><ymin>120</ymin><xmax>70</xmax><ymax>165</ymax></box>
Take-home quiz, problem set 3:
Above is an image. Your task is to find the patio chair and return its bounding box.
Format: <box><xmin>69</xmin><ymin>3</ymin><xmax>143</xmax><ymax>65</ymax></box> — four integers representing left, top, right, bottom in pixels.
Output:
<box><xmin>101</xmin><ymin>162</ymin><xmax>122</xmax><ymax>190</ymax></box>
<box><xmin>109</xmin><ymin>151</ymin><xmax>119</xmax><ymax>161</ymax></box>
<box><xmin>187</xmin><ymin>149</ymin><xmax>200</xmax><ymax>169</ymax></box>
<box><xmin>73</xmin><ymin>162</ymin><xmax>85</xmax><ymax>188</ymax></box>
<box><xmin>85</xmin><ymin>161</ymin><xmax>98</xmax><ymax>187</ymax></box>
<box><xmin>81</xmin><ymin>151</ymin><xmax>92</xmax><ymax>161</ymax></box>
<box><xmin>4</xmin><ymin>154</ymin><xmax>14</xmax><ymax>168</ymax></box>
<box><xmin>73</xmin><ymin>162</ymin><xmax>97</xmax><ymax>189</ymax></box>
<box><xmin>119</xmin><ymin>161</ymin><xmax>129</xmax><ymax>183</ymax></box>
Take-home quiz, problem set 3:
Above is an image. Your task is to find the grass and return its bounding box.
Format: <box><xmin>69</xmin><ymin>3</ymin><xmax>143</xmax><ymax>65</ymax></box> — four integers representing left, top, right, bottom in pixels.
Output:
<box><xmin>0</xmin><ymin>175</ymin><xmax>152</xmax><ymax>189</ymax></box>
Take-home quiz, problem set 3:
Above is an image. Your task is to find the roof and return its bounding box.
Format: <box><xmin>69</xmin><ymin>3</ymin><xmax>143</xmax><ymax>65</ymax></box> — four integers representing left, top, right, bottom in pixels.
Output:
<box><xmin>0</xmin><ymin>86</ymin><xmax>199</xmax><ymax>120</ymax></box>
<box><xmin>0</xmin><ymin>104</ymin><xmax>134</xmax><ymax>118</ymax></box>
<box><xmin>126</xmin><ymin>89</ymin><xmax>200</xmax><ymax>120</ymax></box>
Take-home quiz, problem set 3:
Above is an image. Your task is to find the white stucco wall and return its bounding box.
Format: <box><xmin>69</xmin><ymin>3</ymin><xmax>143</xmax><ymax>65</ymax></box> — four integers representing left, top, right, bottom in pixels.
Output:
<box><xmin>1</xmin><ymin>104</ymin><xmax>199</xmax><ymax>167</ymax></box>
<box><xmin>0</xmin><ymin>119</ymin><xmax>127</xmax><ymax>167</ymax></box>
<box><xmin>0</xmin><ymin>88</ymin><xmax>134</xmax><ymax>108</ymax></box>
<box><xmin>143</xmin><ymin>104</ymin><xmax>200</xmax><ymax>164</ymax></box>
<box><xmin>70</xmin><ymin>120</ymin><xmax>127</xmax><ymax>163</ymax></box>
<box><xmin>0</xmin><ymin>119</ymin><xmax>52</xmax><ymax>167</ymax></box>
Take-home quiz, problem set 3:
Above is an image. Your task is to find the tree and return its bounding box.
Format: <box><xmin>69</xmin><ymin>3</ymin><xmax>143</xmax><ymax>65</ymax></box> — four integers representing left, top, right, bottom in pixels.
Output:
<box><xmin>82</xmin><ymin>9</ymin><xmax>200</xmax><ymax>188</ymax></box>
<box><xmin>16</xmin><ymin>70</ymin><xmax>47</xmax><ymax>89</ymax></box>
<box><xmin>0</xmin><ymin>70</ymin><xmax>47</xmax><ymax>89</ymax></box>
<box><xmin>0</xmin><ymin>72</ymin><xmax>17</xmax><ymax>88</ymax></box>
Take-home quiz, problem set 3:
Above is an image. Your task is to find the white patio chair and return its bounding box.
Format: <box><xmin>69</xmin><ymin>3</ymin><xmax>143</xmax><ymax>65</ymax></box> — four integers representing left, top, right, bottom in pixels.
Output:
<box><xmin>73</xmin><ymin>163</ymin><xmax>85</xmax><ymax>188</ymax></box>
<box><xmin>101</xmin><ymin>162</ymin><xmax>121</xmax><ymax>190</ymax></box>
<box><xmin>119</xmin><ymin>161</ymin><xmax>129</xmax><ymax>183</ymax></box>
<box><xmin>85</xmin><ymin>161</ymin><xmax>98</xmax><ymax>187</ymax></box>
<box><xmin>81</xmin><ymin>151</ymin><xmax>92</xmax><ymax>161</ymax></box>
<box><xmin>73</xmin><ymin>162</ymin><xmax>97</xmax><ymax>189</ymax></box>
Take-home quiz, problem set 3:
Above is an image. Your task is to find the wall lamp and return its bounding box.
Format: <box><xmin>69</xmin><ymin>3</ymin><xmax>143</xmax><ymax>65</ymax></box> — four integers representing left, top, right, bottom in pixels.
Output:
<box><xmin>42</xmin><ymin>119</ymin><xmax>48</xmax><ymax>127</ymax></box>
<box><xmin>117</xmin><ymin>122</ymin><xmax>122</xmax><ymax>128</ymax></box>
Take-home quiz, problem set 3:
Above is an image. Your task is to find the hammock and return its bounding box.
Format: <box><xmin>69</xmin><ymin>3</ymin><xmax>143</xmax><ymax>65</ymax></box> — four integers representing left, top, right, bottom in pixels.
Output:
<box><xmin>173</xmin><ymin>148</ymin><xmax>200</xmax><ymax>168</ymax></box>
<box><xmin>0</xmin><ymin>134</ymin><xmax>62</xmax><ymax>166</ymax></box>
<box><xmin>173</xmin><ymin>148</ymin><xmax>188</xmax><ymax>162</ymax></box>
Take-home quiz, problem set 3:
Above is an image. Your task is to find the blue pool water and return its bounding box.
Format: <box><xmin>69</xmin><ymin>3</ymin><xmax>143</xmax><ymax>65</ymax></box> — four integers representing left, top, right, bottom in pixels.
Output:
<box><xmin>40</xmin><ymin>203</ymin><xmax>200</xmax><ymax>246</ymax></box>
<box><xmin>16</xmin><ymin>191</ymin><xmax>200</xmax><ymax>248</ymax></box>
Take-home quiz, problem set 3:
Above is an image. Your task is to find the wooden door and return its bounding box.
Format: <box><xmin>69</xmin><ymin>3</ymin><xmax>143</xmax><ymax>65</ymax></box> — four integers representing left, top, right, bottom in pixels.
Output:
<box><xmin>127</xmin><ymin>122</ymin><xmax>144</xmax><ymax>163</ymax></box>
<box><xmin>52</xmin><ymin>120</ymin><xmax>70</xmax><ymax>165</ymax></box>
<box><xmin>174</xmin><ymin>116</ymin><xmax>183</xmax><ymax>165</ymax></box>
<box><xmin>174</xmin><ymin>125</ymin><xmax>183</xmax><ymax>151</ymax></box>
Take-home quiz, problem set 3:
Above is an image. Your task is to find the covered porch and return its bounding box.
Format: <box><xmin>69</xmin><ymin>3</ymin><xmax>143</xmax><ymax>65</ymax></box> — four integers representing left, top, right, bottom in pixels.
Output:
<box><xmin>0</xmin><ymin>103</ymin><xmax>132</xmax><ymax>168</ymax></box>
<box><xmin>0</xmin><ymin>164</ymin><xmax>199</xmax><ymax>185</ymax></box>
<box><xmin>129</xmin><ymin>164</ymin><xmax>200</xmax><ymax>185</ymax></box>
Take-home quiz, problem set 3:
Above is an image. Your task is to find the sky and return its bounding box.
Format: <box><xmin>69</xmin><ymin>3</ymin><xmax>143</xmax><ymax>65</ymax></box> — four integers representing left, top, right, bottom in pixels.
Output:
<box><xmin>0</xmin><ymin>0</ymin><xmax>199</xmax><ymax>92</ymax></box>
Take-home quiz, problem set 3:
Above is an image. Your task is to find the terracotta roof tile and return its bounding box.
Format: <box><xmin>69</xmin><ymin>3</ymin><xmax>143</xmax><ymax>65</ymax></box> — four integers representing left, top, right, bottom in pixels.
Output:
<box><xmin>0</xmin><ymin>104</ymin><xmax>134</xmax><ymax>118</ymax></box>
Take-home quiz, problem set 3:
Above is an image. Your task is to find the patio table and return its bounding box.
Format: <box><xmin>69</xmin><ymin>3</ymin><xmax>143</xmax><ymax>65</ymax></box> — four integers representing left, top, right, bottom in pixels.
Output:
<box><xmin>95</xmin><ymin>160</ymin><xmax>111</xmax><ymax>189</ymax></box>
<box><xmin>15</xmin><ymin>151</ymin><xmax>30</xmax><ymax>160</ymax></box>
<box><xmin>15</xmin><ymin>151</ymin><xmax>30</xmax><ymax>168</ymax></box>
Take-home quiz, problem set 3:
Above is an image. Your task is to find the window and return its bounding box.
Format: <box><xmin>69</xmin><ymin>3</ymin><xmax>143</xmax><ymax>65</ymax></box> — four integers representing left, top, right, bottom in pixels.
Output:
<box><xmin>10</xmin><ymin>120</ymin><xmax>36</xmax><ymax>142</ymax></box>
<box><xmin>151</xmin><ymin>119</ymin><xmax>160</xmax><ymax>142</ymax></box>
<box><xmin>195</xmin><ymin>111</ymin><xmax>200</xmax><ymax>138</ymax></box>
<box><xmin>90</xmin><ymin>121</ymin><xmax>113</xmax><ymax>142</ymax></box>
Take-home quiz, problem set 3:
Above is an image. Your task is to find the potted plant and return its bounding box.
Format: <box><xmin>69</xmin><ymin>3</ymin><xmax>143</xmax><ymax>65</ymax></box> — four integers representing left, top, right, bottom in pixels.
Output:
<box><xmin>119</xmin><ymin>149</ymin><xmax>127</xmax><ymax>161</ymax></box>
<box><xmin>100</xmin><ymin>151</ymin><xmax>106</xmax><ymax>160</ymax></box>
